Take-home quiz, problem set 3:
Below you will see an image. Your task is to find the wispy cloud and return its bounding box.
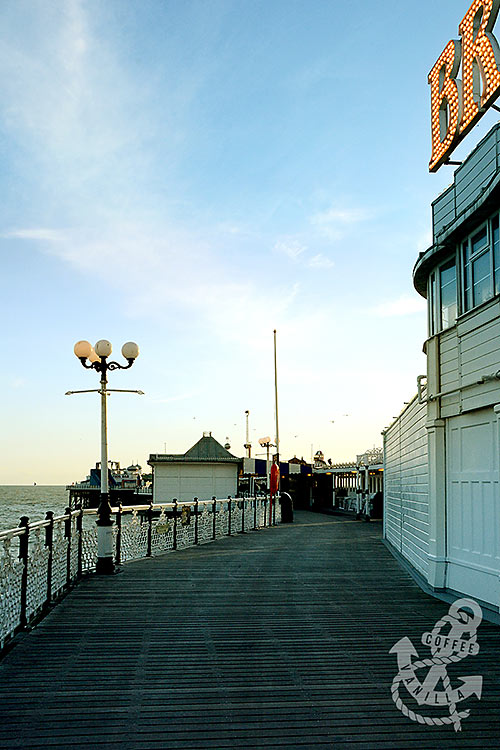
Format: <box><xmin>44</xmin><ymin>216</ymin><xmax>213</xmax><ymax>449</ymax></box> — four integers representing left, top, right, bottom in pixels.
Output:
<box><xmin>0</xmin><ymin>2</ymin><xmax>338</xmax><ymax>358</ymax></box>
<box><xmin>1</xmin><ymin>2</ymin><xmax>113</xmax><ymax>165</ymax></box>
<box><xmin>273</xmin><ymin>238</ymin><xmax>334</xmax><ymax>270</ymax></box>
<box><xmin>0</xmin><ymin>0</ymin><xmax>185</xmax><ymax>215</ymax></box>
<box><xmin>308</xmin><ymin>253</ymin><xmax>334</xmax><ymax>269</ymax></box>
<box><xmin>371</xmin><ymin>295</ymin><xmax>426</xmax><ymax>318</ymax></box>
<box><xmin>216</xmin><ymin>222</ymin><xmax>247</xmax><ymax>236</ymax></box>
<box><xmin>9</xmin><ymin>377</ymin><xmax>28</xmax><ymax>389</ymax></box>
<box><xmin>5</xmin><ymin>218</ymin><xmax>315</xmax><ymax>353</ymax></box>
<box><xmin>4</xmin><ymin>228</ymin><xmax>66</xmax><ymax>242</ymax></box>
<box><xmin>0</xmin><ymin>3</ymin><xmax>340</xmax><ymax>334</ymax></box>
<box><xmin>311</xmin><ymin>206</ymin><xmax>373</xmax><ymax>241</ymax></box>
<box><xmin>274</xmin><ymin>239</ymin><xmax>306</xmax><ymax>261</ymax></box>
<box><xmin>0</xmin><ymin>2</ymin><xmax>275</xmax><ymax>334</ymax></box>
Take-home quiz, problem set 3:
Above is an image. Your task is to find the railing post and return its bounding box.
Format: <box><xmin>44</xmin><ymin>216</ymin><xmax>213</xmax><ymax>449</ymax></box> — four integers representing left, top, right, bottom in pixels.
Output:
<box><xmin>173</xmin><ymin>499</ymin><xmax>178</xmax><ymax>550</ymax></box>
<box><xmin>212</xmin><ymin>496</ymin><xmax>217</xmax><ymax>540</ymax></box>
<box><xmin>263</xmin><ymin>497</ymin><xmax>267</xmax><ymax>527</ymax></box>
<box><xmin>241</xmin><ymin>498</ymin><xmax>245</xmax><ymax>533</ymax></box>
<box><xmin>115</xmin><ymin>504</ymin><xmax>122</xmax><ymax>566</ymax></box>
<box><xmin>18</xmin><ymin>516</ymin><xmax>29</xmax><ymax>629</ymax></box>
<box><xmin>147</xmin><ymin>501</ymin><xmax>153</xmax><ymax>557</ymax></box>
<box><xmin>227</xmin><ymin>496</ymin><xmax>232</xmax><ymax>536</ymax></box>
<box><xmin>65</xmin><ymin>507</ymin><xmax>72</xmax><ymax>587</ymax></box>
<box><xmin>45</xmin><ymin>512</ymin><xmax>54</xmax><ymax>609</ymax></box>
<box><xmin>194</xmin><ymin>498</ymin><xmax>199</xmax><ymax>545</ymax></box>
<box><xmin>76</xmin><ymin>505</ymin><xmax>83</xmax><ymax>578</ymax></box>
<box><xmin>253</xmin><ymin>496</ymin><xmax>257</xmax><ymax>530</ymax></box>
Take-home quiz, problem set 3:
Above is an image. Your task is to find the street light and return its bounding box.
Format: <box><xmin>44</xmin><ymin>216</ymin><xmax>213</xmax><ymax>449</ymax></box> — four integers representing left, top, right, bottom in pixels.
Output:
<box><xmin>258</xmin><ymin>436</ymin><xmax>274</xmax><ymax>492</ymax></box>
<box><xmin>68</xmin><ymin>339</ymin><xmax>142</xmax><ymax>574</ymax></box>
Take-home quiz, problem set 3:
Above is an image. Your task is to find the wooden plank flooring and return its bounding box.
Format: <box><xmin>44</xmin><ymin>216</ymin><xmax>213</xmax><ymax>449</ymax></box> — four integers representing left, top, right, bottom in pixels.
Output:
<box><xmin>0</xmin><ymin>511</ymin><xmax>499</xmax><ymax>748</ymax></box>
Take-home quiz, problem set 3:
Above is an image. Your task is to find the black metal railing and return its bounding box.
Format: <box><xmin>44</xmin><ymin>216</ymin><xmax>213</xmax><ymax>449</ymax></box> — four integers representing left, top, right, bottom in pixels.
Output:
<box><xmin>0</xmin><ymin>496</ymin><xmax>279</xmax><ymax>653</ymax></box>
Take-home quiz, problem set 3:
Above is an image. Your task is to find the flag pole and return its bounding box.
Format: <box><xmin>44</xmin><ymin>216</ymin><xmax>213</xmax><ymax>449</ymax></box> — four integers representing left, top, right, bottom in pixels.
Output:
<box><xmin>271</xmin><ymin>329</ymin><xmax>280</xmax><ymax>524</ymax></box>
<box><xmin>274</xmin><ymin>329</ymin><xmax>280</xmax><ymax>464</ymax></box>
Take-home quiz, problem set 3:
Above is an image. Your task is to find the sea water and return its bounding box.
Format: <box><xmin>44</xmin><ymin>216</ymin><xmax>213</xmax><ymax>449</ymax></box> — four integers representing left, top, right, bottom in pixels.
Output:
<box><xmin>0</xmin><ymin>486</ymin><xmax>70</xmax><ymax>532</ymax></box>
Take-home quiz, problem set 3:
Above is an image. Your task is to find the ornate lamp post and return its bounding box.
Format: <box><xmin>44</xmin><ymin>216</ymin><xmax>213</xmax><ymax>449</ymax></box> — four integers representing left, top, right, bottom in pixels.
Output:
<box><xmin>68</xmin><ymin>339</ymin><xmax>142</xmax><ymax>574</ymax></box>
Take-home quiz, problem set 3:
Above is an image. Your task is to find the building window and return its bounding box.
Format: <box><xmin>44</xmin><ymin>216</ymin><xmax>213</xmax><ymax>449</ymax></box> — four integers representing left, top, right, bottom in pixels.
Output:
<box><xmin>440</xmin><ymin>259</ymin><xmax>457</xmax><ymax>329</ymax></box>
<box><xmin>463</xmin><ymin>223</ymin><xmax>493</xmax><ymax>311</ymax></box>
<box><xmin>430</xmin><ymin>211</ymin><xmax>500</xmax><ymax>332</ymax></box>
<box><xmin>493</xmin><ymin>215</ymin><xmax>500</xmax><ymax>296</ymax></box>
<box><xmin>428</xmin><ymin>258</ymin><xmax>457</xmax><ymax>334</ymax></box>
<box><xmin>429</xmin><ymin>271</ymin><xmax>437</xmax><ymax>336</ymax></box>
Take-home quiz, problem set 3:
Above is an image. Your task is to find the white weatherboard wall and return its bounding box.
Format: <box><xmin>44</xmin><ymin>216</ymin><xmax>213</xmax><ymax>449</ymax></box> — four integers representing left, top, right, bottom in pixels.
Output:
<box><xmin>439</xmin><ymin>299</ymin><xmax>500</xmax><ymax>418</ymax></box>
<box><xmin>384</xmin><ymin>396</ymin><xmax>430</xmax><ymax>577</ymax></box>
<box><xmin>446</xmin><ymin>408</ymin><xmax>500</xmax><ymax>605</ymax></box>
<box><xmin>153</xmin><ymin>463</ymin><xmax>237</xmax><ymax>503</ymax></box>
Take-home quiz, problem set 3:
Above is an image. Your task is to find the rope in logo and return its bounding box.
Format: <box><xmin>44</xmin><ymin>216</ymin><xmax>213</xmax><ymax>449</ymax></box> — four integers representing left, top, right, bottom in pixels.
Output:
<box><xmin>390</xmin><ymin>598</ymin><xmax>482</xmax><ymax>731</ymax></box>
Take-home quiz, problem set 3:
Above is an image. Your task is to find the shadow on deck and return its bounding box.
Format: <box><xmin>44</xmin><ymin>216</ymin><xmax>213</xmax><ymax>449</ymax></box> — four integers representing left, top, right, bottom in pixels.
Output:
<box><xmin>0</xmin><ymin>510</ymin><xmax>499</xmax><ymax>749</ymax></box>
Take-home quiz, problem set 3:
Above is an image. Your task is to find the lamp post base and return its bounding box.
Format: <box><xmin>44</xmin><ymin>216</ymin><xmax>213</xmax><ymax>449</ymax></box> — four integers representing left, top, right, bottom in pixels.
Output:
<box><xmin>96</xmin><ymin>555</ymin><xmax>115</xmax><ymax>575</ymax></box>
<box><xmin>96</xmin><ymin>519</ymin><xmax>115</xmax><ymax>575</ymax></box>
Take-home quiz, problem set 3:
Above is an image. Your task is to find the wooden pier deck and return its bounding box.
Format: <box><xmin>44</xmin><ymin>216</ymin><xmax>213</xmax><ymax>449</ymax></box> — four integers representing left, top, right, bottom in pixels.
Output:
<box><xmin>0</xmin><ymin>510</ymin><xmax>499</xmax><ymax>749</ymax></box>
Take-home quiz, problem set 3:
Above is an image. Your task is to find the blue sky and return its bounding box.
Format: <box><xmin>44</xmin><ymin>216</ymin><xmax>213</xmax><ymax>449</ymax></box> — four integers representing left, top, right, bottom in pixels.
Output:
<box><xmin>1</xmin><ymin>0</ymin><xmax>499</xmax><ymax>484</ymax></box>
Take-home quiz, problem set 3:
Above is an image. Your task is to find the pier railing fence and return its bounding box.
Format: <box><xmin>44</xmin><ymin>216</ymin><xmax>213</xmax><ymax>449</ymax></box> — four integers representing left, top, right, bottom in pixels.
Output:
<box><xmin>0</xmin><ymin>495</ymin><xmax>279</xmax><ymax>653</ymax></box>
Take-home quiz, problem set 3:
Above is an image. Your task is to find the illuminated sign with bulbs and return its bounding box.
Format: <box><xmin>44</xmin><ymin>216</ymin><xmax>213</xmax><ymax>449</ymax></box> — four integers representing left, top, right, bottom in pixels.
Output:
<box><xmin>429</xmin><ymin>0</ymin><xmax>500</xmax><ymax>172</ymax></box>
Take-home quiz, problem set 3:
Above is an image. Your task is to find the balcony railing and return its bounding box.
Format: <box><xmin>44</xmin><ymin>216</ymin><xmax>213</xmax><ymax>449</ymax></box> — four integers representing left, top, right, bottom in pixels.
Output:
<box><xmin>0</xmin><ymin>496</ymin><xmax>279</xmax><ymax>653</ymax></box>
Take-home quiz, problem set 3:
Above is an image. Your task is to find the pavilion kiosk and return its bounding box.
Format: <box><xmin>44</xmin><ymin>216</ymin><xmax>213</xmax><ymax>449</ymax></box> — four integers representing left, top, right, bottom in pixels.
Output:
<box><xmin>149</xmin><ymin>433</ymin><xmax>241</xmax><ymax>503</ymax></box>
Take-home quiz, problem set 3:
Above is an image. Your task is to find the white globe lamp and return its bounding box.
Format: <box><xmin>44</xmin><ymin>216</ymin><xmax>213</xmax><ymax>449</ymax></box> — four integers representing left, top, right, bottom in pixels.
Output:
<box><xmin>121</xmin><ymin>341</ymin><xmax>139</xmax><ymax>360</ymax></box>
<box><xmin>95</xmin><ymin>339</ymin><xmax>112</xmax><ymax>358</ymax></box>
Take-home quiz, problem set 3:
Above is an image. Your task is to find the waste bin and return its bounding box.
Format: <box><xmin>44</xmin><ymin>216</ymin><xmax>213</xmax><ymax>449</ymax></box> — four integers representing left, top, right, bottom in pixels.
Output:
<box><xmin>280</xmin><ymin>491</ymin><xmax>294</xmax><ymax>523</ymax></box>
<box><xmin>371</xmin><ymin>491</ymin><xmax>383</xmax><ymax>519</ymax></box>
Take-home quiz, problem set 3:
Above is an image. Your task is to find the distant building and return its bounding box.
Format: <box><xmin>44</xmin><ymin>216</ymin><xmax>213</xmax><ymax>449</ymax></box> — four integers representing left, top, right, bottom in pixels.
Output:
<box><xmin>313</xmin><ymin>450</ymin><xmax>327</xmax><ymax>469</ymax></box>
<box><xmin>149</xmin><ymin>432</ymin><xmax>241</xmax><ymax>503</ymax></box>
<box><xmin>317</xmin><ymin>448</ymin><xmax>384</xmax><ymax>515</ymax></box>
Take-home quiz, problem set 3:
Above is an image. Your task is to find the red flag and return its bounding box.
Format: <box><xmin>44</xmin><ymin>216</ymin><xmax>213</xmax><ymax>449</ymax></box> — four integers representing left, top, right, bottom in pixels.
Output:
<box><xmin>270</xmin><ymin>463</ymin><xmax>280</xmax><ymax>494</ymax></box>
<box><xmin>269</xmin><ymin>463</ymin><xmax>280</xmax><ymax>524</ymax></box>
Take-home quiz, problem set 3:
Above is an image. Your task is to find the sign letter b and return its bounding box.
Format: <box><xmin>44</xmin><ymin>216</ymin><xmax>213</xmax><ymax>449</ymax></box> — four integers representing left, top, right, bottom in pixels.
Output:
<box><xmin>428</xmin><ymin>41</ymin><xmax>462</xmax><ymax>172</ymax></box>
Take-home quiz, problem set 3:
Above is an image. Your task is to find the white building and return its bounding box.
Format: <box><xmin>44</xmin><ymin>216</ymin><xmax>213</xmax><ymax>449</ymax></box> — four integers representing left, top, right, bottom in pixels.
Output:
<box><xmin>384</xmin><ymin>124</ymin><xmax>500</xmax><ymax>616</ymax></box>
<box><xmin>149</xmin><ymin>433</ymin><xmax>241</xmax><ymax>503</ymax></box>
